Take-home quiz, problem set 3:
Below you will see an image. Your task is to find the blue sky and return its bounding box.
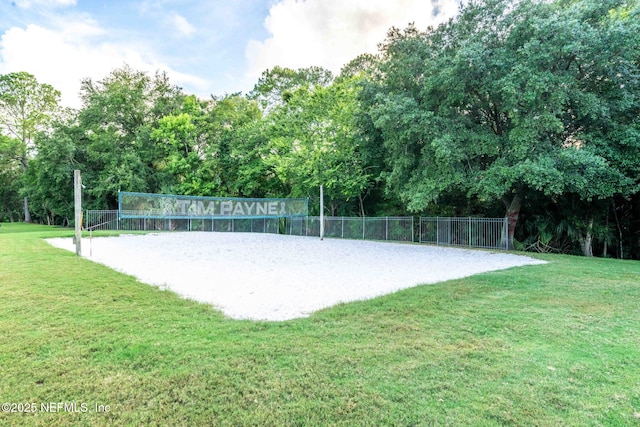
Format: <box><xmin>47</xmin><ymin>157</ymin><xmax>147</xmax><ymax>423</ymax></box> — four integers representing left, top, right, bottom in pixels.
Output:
<box><xmin>0</xmin><ymin>0</ymin><xmax>459</xmax><ymax>108</ymax></box>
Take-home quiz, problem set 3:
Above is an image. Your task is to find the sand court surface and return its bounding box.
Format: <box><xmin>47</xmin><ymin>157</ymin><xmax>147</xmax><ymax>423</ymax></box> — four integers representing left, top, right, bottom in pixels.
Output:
<box><xmin>46</xmin><ymin>232</ymin><xmax>546</xmax><ymax>321</ymax></box>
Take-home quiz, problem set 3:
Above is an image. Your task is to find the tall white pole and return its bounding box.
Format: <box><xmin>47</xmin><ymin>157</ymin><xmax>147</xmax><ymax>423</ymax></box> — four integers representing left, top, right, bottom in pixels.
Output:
<box><xmin>74</xmin><ymin>170</ymin><xmax>82</xmax><ymax>256</ymax></box>
<box><xmin>319</xmin><ymin>184</ymin><xmax>324</xmax><ymax>240</ymax></box>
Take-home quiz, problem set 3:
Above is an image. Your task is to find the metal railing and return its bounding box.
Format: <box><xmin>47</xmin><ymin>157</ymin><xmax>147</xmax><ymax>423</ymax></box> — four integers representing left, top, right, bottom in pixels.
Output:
<box><xmin>419</xmin><ymin>217</ymin><xmax>508</xmax><ymax>250</ymax></box>
<box><xmin>85</xmin><ymin>211</ymin><xmax>509</xmax><ymax>250</ymax></box>
<box><xmin>285</xmin><ymin>216</ymin><xmax>415</xmax><ymax>242</ymax></box>
<box><xmin>85</xmin><ymin>210</ymin><xmax>120</xmax><ymax>231</ymax></box>
<box><xmin>85</xmin><ymin>210</ymin><xmax>279</xmax><ymax>234</ymax></box>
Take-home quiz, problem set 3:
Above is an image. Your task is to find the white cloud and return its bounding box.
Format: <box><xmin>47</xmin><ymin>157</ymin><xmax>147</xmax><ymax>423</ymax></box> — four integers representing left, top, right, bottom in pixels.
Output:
<box><xmin>0</xmin><ymin>17</ymin><xmax>208</xmax><ymax>108</ymax></box>
<box><xmin>170</xmin><ymin>13</ymin><xmax>196</xmax><ymax>38</ymax></box>
<box><xmin>14</xmin><ymin>0</ymin><xmax>76</xmax><ymax>9</ymax></box>
<box><xmin>245</xmin><ymin>0</ymin><xmax>459</xmax><ymax>78</ymax></box>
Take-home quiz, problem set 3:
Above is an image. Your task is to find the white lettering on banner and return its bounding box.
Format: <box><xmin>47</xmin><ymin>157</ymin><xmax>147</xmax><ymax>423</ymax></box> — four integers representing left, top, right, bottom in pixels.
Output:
<box><xmin>120</xmin><ymin>192</ymin><xmax>307</xmax><ymax>218</ymax></box>
<box><xmin>177</xmin><ymin>200</ymin><xmax>190</xmax><ymax>215</ymax></box>
<box><xmin>220</xmin><ymin>201</ymin><xmax>233</xmax><ymax>215</ymax></box>
<box><xmin>232</xmin><ymin>203</ymin><xmax>245</xmax><ymax>216</ymax></box>
<box><xmin>268</xmin><ymin>201</ymin><xmax>278</xmax><ymax>215</ymax></box>
<box><xmin>197</xmin><ymin>201</ymin><xmax>215</xmax><ymax>216</ymax></box>
<box><xmin>256</xmin><ymin>202</ymin><xmax>267</xmax><ymax>216</ymax></box>
<box><xmin>244</xmin><ymin>202</ymin><xmax>255</xmax><ymax>215</ymax></box>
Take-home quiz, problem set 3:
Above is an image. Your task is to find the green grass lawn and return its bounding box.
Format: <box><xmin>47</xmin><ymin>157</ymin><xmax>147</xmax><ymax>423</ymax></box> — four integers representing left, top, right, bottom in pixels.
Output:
<box><xmin>1</xmin><ymin>223</ymin><xmax>639</xmax><ymax>426</ymax></box>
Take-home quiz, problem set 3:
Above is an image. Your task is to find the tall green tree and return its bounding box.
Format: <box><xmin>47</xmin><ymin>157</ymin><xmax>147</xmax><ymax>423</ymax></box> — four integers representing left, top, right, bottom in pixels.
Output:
<box><xmin>78</xmin><ymin>65</ymin><xmax>184</xmax><ymax>208</ymax></box>
<box><xmin>249</xmin><ymin>66</ymin><xmax>333</xmax><ymax>112</ymax></box>
<box><xmin>198</xmin><ymin>94</ymin><xmax>264</xmax><ymax>197</ymax></box>
<box><xmin>343</xmin><ymin>54</ymin><xmax>408</xmax><ymax>215</ymax></box>
<box><xmin>0</xmin><ymin>72</ymin><xmax>61</xmax><ymax>222</ymax></box>
<box><xmin>370</xmin><ymin>0</ymin><xmax>640</xmax><ymax>252</ymax></box>
<box><xmin>0</xmin><ymin>134</ymin><xmax>22</xmax><ymax>221</ymax></box>
<box><xmin>338</xmin><ymin>53</ymin><xmax>380</xmax><ymax>81</ymax></box>
<box><xmin>151</xmin><ymin>94</ymin><xmax>275</xmax><ymax>197</ymax></box>
<box><xmin>267</xmin><ymin>77</ymin><xmax>372</xmax><ymax>215</ymax></box>
<box><xmin>226</xmin><ymin>109</ymin><xmax>282</xmax><ymax>198</ymax></box>
<box><xmin>23</xmin><ymin>115</ymin><xmax>81</xmax><ymax>225</ymax></box>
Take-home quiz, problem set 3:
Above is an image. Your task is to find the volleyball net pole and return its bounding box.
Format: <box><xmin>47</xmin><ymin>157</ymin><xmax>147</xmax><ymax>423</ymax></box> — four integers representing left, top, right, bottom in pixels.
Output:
<box><xmin>320</xmin><ymin>185</ymin><xmax>324</xmax><ymax>240</ymax></box>
<box><xmin>74</xmin><ymin>170</ymin><xmax>82</xmax><ymax>256</ymax></box>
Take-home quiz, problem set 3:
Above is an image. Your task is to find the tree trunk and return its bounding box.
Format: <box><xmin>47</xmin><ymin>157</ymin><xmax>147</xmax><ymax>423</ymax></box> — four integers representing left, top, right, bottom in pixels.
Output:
<box><xmin>579</xmin><ymin>217</ymin><xmax>594</xmax><ymax>257</ymax></box>
<box><xmin>20</xmin><ymin>156</ymin><xmax>31</xmax><ymax>223</ymax></box>
<box><xmin>330</xmin><ymin>201</ymin><xmax>337</xmax><ymax>216</ymax></box>
<box><xmin>23</xmin><ymin>197</ymin><xmax>31</xmax><ymax>223</ymax></box>
<box><xmin>612</xmin><ymin>201</ymin><xmax>624</xmax><ymax>259</ymax></box>
<box><xmin>503</xmin><ymin>193</ymin><xmax>522</xmax><ymax>251</ymax></box>
<box><xmin>602</xmin><ymin>214</ymin><xmax>608</xmax><ymax>258</ymax></box>
<box><xmin>358</xmin><ymin>194</ymin><xmax>366</xmax><ymax>217</ymax></box>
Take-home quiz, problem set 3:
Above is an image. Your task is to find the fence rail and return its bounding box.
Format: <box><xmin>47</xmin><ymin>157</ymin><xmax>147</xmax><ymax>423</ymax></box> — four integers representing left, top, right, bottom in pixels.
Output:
<box><xmin>85</xmin><ymin>211</ymin><xmax>509</xmax><ymax>250</ymax></box>
<box><xmin>419</xmin><ymin>217</ymin><xmax>508</xmax><ymax>250</ymax></box>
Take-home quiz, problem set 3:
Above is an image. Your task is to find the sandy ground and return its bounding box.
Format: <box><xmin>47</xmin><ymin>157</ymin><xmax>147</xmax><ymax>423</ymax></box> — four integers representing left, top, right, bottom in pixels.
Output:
<box><xmin>46</xmin><ymin>232</ymin><xmax>546</xmax><ymax>321</ymax></box>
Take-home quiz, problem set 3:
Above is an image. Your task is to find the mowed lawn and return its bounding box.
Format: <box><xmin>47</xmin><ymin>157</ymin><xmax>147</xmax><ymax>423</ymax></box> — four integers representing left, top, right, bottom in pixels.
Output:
<box><xmin>1</xmin><ymin>223</ymin><xmax>639</xmax><ymax>426</ymax></box>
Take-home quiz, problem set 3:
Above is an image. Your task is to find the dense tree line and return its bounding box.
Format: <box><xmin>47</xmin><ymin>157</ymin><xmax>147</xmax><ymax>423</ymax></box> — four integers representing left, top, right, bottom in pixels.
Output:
<box><xmin>1</xmin><ymin>0</ymin><xmax>639</xmax><ymax>258</ymax></box>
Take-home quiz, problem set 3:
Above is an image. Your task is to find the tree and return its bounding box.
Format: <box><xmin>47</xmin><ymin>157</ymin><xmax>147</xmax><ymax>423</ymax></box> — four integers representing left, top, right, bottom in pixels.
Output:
<box><xmin>0</xmin><ymin>134</ymin><xmax>22</xmax><ymax>221</ymax></box>
<box><xmin>151</xmin><ymin>94</ymin><xmax>275</xmax><ymax>197</ymax></box>
<box><xmin>267</xmin><ymin>77</ymin><xmax>372</xmax><ymax>215</ymax></box>
<box><xmin>78</xmin><ymin>65</ymin><xmax>184</xmax><ymax>208</ymax></box>
<box><xmin>347</xmin><ymin>53</ymin><xmax>409</xmax><ymax>215</ymax></box>
<box><xmin>369</xmin><ymin>0</ymin><xmax>640</xmax><ymax>252</ymax></box>
<box><xmin>150</xmin><ymin>95</ymin><xmax>210</xmax><ymax>195</ymax></box>
<box><xmin>201</xmin><ymin>94</ymin><xmax>278</xmax><ymax>197</ymax></box>
<box><xmin>338</xmin><ymin>53</ymin><xmax>381</xmax><ymax>81</ymax></box>
<box><xmin>249</xmin><ymin>66</ymin><xmax>333</xmax><ymax>112</ymax></box>
<box><xmin>23</xmin><ymin>116</ymin><xmax>80</xmax><ymax>225</ymax></box>
<box><xmin>0</xmin><ymin>72</ymin><xmax>61</xmax><ymax>222</ymax></box>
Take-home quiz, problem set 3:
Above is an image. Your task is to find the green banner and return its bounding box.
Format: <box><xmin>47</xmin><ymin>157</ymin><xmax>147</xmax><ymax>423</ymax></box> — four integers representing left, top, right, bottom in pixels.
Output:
<box><xmin>119</xmin><ymin>192</ymin><xmax>308</xmax><ymax>219</ymax></box>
